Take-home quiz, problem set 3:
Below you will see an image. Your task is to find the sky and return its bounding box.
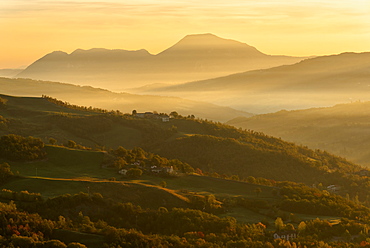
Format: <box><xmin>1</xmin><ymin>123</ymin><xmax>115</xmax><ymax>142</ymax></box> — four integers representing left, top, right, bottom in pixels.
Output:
<box><xmin>1</xmin><ymin>0</ymin><xmax>370</xmax><ymax>68</ymax></box>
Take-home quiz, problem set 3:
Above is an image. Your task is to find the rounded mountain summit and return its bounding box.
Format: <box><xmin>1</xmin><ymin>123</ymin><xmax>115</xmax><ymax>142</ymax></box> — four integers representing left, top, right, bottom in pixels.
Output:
<box><xmin>17</xmin><ymin>34</ymin><xmax>304</xmax><ymax>91</ymax></box>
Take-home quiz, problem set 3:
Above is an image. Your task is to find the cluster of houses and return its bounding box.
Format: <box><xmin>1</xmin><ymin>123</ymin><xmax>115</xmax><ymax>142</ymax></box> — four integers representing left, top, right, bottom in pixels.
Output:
<box><xmin>134</xmin><ymin>111</ymin><xmax>170</xmax><ymax>122</ymax></box>
<box><xmin>118</xmin><ymin>160</ymin><xmax>174</xmax><ymax>176</ymax></box>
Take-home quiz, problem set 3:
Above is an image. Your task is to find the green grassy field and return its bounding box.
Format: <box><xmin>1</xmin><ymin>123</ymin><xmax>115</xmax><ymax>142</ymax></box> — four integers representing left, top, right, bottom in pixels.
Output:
<box><xmin>6</xmin><ymin>145</ymin><xmax>109</xmax><ymax>179</ymax></box>
<box><xmin>127</xmin><ymin>174</ymin><xmax>276</xmax><ymax>200</ymax></box>
<box><xmin>1</xmin><ymin>144</ymin><xmax>341</xmax><ymax>226</ymax></box>
<box><xmin>2</xmin><ymin>177</ymin><xmax>189</xmax><ymax>209</ymax></box>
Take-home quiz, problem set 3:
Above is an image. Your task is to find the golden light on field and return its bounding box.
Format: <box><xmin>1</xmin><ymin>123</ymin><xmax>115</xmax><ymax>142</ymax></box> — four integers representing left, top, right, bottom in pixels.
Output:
<box><xmin>1</xmin><ymin>0</ymin><xmax>369</xmax><ymax>68</ymax></box>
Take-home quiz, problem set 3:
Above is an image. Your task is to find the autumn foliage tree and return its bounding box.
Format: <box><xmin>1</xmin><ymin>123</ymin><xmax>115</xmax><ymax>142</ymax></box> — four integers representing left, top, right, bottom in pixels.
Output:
<box><xmin>0</xmin><ymin>134</ymin><xmax>46</xmax><ymax>161</ymax></box>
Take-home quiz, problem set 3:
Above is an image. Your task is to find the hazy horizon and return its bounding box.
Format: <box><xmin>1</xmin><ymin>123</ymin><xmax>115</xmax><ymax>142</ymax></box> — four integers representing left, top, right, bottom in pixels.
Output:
<box><xmin>1</xmin><ymin>0</ymin><xmax>370</xmax><ymax>68</ymax></box>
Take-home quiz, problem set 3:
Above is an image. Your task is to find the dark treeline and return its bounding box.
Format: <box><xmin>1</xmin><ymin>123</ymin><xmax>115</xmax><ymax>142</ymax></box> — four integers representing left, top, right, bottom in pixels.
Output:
<box><xmin>43</xmin><ymin>95</ymin><xmax>114</xmax><ymax>114</ymax></box>
<box><xmin>0</xmin><ymin>134</ymin><xmax>46</xmax><ymax>161</ymax></box>
<box><xmin>223</xmin><ymin>181</ymin><xmax>370</xmax><ymax>223</ymax></box>
<box><xmin>2</xmin><ymin>190</ymin><xmax>370</xmax><ymax>247</ymax></box>
<box><xmin>279</xmin><ymin>183</ymin><xmax>369</xmax><ymax>219</ymax></box>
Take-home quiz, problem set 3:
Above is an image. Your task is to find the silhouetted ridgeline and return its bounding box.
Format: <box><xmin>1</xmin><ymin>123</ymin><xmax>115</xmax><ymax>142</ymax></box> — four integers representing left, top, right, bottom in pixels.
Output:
<box><xmin>17</xmin><ymin>34</ymin><xmax>304</xmax><ymax>90</ymax></box>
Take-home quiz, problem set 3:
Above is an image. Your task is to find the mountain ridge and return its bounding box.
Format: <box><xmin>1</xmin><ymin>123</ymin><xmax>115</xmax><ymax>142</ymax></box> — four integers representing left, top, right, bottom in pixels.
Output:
<box><xmin>226</xmin><ymin>100</ymin><xmax>370</xmax><ymax>167</ymax></box>
<box><xmin>16</xmin><ymin>33</ymin><xmax>305</xmax><ymax>91</ymax></box>
<box><xmin>141</xmin><ymin>51</ymin><xmax>370</xmax><ymax>113</ymax></box>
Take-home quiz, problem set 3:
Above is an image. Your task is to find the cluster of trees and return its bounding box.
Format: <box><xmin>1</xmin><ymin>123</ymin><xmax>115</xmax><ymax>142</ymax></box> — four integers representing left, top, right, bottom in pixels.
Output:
<box><xmin>0</xmin><ymin>134</ymin><xmax>46</xmax><ymax>161</ymax></box>
<box><xmin>42</xmin><ymin>95</ymin><xmax>119</xmax><ymax>115</ymax></box>
<box><xmin>0</xmin><ymin>189</ymin><xmax>42</xmax><ymax>202</ymax></box>
<box><xmin>217</xmin><ymin>180</ymin><xmax>370</xmax><ymax>229</ymax></box>
<box><xmin>278</xmin><ymin>182</ymin><xmax>370</xmax><ymax>221</ymax></box>
<box><xmin>3</xmin><ymin>190</ymin><xmax>370</xmax><ymax>247</ymax></box>
<box><xmin>105</xmin><ymin>146</ymin><xmax>194</xmax><ymax>175</ymax></box>
<box><xmin>0</xmin><ymin>201</ymin><xmax>89</xmax><ymax>248</ymax></box>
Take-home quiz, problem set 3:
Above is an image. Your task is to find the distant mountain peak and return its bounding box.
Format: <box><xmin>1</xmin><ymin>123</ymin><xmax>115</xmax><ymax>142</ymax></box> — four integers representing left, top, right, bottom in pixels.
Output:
<box><xmin>49</xmin><ymin>51</ymin><xmax>68</xmax><ymax>56</ymax></box>
<box><xmin>183</xmin><ymin>33</ymin><xmax>219</xmax><ymax>39</ymax></box>
<box><xmin>159</xmin><ymin>33</ymin><xmax>263</xmax><ymax>56</ymax></box>
<box><xmin>177</xmin><ymin>33</ymin><xmax>248</xmax><ymax>46</ymax></box>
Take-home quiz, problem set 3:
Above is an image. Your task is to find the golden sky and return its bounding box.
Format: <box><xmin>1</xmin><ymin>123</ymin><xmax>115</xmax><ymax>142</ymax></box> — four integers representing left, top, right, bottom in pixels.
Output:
<box><xmin>1</xmin><ymin>0</ymin><xmax>370</xmax><ymax>68</ymax></box>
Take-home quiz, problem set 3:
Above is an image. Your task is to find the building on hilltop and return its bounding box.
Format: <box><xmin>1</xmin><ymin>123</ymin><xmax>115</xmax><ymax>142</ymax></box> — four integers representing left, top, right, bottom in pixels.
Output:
<box><xmin>135</xmin><ymin>111</ymin><xmax>170</xmax><ymax>122</ymax></box>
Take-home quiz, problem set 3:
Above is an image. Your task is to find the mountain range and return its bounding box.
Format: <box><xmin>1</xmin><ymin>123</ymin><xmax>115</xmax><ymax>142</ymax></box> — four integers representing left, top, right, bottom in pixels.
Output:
<box><xmin>16</xmin><ymin>34</ymin><xmax>304</xmax><ymax>91</ymax></box>
<box><xmin>140</xmin><ymin>52</ymin><xmax>370</xmax><ymax>113</ymax></box>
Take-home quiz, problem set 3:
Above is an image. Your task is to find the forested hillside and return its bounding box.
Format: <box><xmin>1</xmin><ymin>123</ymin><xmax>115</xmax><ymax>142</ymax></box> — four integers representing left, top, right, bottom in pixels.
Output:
<box><xmin>1</xmin><ymin>143</ymin><xmax>370</xmax><ymax>247</ymax></box>
<box><xmin>2</xmin><ymin>95</ymin><xmax>370</xmax><ymax>246</ymax></box>
<box><xmin>227</xmin><ymin>101</ymin><xmax>370</xmax><ymax>167</ymax></box>
<box><xmin>0</xmin><ymin>94</ymin><xmax>369</xmax><ymax>199</ymax></box>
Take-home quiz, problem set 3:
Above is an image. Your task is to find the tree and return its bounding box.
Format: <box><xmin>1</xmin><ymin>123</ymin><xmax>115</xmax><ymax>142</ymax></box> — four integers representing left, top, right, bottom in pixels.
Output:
<box><xmin>0</xmin><ymin>162</ymin><xmax>13</xmax><ymax>183</ymax></box>
<box><xmin>43</xmin><ymin>240</ymin><xmax>67</xmax><ymax>248</ymax></box>
<box><xmin>126</xmin><ymin>168</ymin><xmax>143</xmax><ymax>178</ymax></box>
<box><xmin>275</xmin><ymin>217</ymin><xmax>285</xmax><ymax>231</ymax></box>
<box><xmin>151</xmin><ymin>155</ymin><xmax>163</xmax><ymax>167</ymax></box>
<box><xmin>247</xmin><ymin>176</ymin><xmax>256</xmax><ymax>184</ymax></box>
<box><xmin>114</xmin><ymin>158</ymin><xmax>128</xmax><ymax>169</ymax></box>
<box><xmin>132</xmin><ymin>110</ymin><xmax>137</xmax><ymax>116</ymax></box>
<box><xmin>230</xmin><ymin>175</ymin><xmax>239</xmax><ymax>181</ymax></box>
<box><xmin>285</xmin><ymin>223</ymin><xmax>295</xmax><ymax>231</ymax></box>
<box><xmin>298</xmin><ymin>221</ymin><xmax>306</xmax><ymax>234</ymax></box>
<box><xmin>67</xmin><ymin>243</ymin><xmax>87</xmax><ymax>248</ymax></box>
<box><xmin>170</xmin><ymin>111</ymin><xmax>179</xmax><ymax>118</ymax></box>
<box><xmin>49</xmin><ymin>138</ymin><xmax>57</xmax><ymax>145</ymax></box>
<box><xmin>114</xmin><ymin>146</ymin><xmax>128</xmax><ymax>157</ymax></box>
<box><xmin>132</xmin><ymin>147</ymin><xmax>146</xmax><ymax>160</ymax></box>
<box><xmin>67</xmin><ymin>140</ymin><xmax>76</xmax><ymax>148</ymax></box>
<box><xmin>160</xmin><ymin>181</ymin><xmax>167</xmax><ymax>188</ymax></box>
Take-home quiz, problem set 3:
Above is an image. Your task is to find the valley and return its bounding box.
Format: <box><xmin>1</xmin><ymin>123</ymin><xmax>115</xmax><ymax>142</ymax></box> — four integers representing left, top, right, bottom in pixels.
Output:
<box><xmin>1</xmin><ymin>13</ymin><xmax>370</xmax><ymax>245</ymax></box>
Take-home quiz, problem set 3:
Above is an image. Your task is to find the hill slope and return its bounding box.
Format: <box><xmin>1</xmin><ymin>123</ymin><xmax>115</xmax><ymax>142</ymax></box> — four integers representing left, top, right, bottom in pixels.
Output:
<box><xmin>0</xmin><ymin>77</ymin><xmax>252</xmax><ymax>122</ymax></box>
<box><xmin>0</xmin><ymin>94</ymin><xmax>367</xmax><ymax>193</ymax></box>
<box><xmin>17</xmin><ymin>34</ymin><xmax>304</xmax><ymax>90</ymax></box>
<box><xmin>144</xmin><ymin>52</ymin><xmax>370</xmax><ymax>113</ymax></box>
<box><xmin>227</xmin><ymin>101</ymin><xmax>370</xmax><ymax>167</ymax></box>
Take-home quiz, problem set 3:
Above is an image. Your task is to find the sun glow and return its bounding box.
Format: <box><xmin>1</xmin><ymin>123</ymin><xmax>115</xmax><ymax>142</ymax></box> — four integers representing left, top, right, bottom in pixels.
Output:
<box><xmin>1</xmin><ymin>0</ymin><xmax>369</xmax><ymax>68</ymax></box>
